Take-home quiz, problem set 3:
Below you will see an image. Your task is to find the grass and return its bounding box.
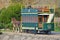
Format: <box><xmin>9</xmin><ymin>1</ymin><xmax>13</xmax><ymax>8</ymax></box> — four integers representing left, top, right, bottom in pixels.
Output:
<box><xmin>55</xmin><ymin>26</ymin><xmax>60</xmax><ymax>32</ymax></box>
<box><xmin>0</xmin><ymin>29</ymin><xmax>12</xmax><ymax>32</ymax></box>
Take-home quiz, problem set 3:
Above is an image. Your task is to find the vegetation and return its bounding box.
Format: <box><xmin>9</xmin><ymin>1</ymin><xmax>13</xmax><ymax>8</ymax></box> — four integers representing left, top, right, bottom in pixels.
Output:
<box><xmin>55</xmin><ymin>8</ymin><xmax>60</xmax><ymax>17</ymax></box>
<box><xmin>55</xmin><ymin>23</ymin><xmax>60</xmax><ymax>32</ymax></box>
<box><xmin>0</xmin><ymin>3</ymin><xmax>24</xmax><ymax>29</ymax></box>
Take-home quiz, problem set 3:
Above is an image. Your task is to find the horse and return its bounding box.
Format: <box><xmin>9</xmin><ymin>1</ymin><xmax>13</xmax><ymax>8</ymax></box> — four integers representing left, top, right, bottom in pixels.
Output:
<box><xmin>11</xmin><ymin>18</ymin><xmax>20</xmax><ymax>32</ymax></box>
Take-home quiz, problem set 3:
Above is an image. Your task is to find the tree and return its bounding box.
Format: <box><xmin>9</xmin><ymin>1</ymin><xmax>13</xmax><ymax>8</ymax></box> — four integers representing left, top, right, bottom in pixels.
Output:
<box><xmin>55</xmin><ymin>8</ymin><xmax>60</xmax><ymax>17</ymax></box>
<box><xmin>0</xmin><ymin>3</ymin><xmax>24</xmax><ymax>29</ymax></box>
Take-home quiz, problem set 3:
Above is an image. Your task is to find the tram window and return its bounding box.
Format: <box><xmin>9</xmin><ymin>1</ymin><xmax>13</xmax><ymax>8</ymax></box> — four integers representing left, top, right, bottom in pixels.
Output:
<box><xmin>39</xmin><ymin>17</ymin><xmax>42</xmax><ymax>23</ymax></box>
<box><xmin>44</xmin><ymin>16</ymin><xmax>48</xmax><ymax>22</ymax></box>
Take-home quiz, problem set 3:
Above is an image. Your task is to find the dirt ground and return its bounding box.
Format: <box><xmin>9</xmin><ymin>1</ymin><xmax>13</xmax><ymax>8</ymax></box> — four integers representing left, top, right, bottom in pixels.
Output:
<box><xmin>0</xmin><ymin>32</ymin><xmax>60</xmax><ymax>40</ymax></box>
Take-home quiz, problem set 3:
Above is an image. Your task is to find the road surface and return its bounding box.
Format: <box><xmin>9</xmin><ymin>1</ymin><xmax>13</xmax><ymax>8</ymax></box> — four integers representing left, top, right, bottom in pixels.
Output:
<box><xmin>0</xmin><ymin>32</ymin><xmax>60</xmax><ymax>40</ymax></box>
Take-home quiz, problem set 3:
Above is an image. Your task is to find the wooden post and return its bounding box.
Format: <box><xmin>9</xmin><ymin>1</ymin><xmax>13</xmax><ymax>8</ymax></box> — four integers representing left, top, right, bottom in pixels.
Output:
<box><xmin>20</xmin><ymin>6</ymin><xmax>22</xmax><ymax>33</ymax></box>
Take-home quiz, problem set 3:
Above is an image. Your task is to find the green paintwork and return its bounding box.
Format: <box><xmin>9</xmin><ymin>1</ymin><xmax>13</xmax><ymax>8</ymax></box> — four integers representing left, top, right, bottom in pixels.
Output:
<box><xmin>43</xmin><ymin>23</ymin><xmax>54</xmax><ymax>31</ymax></box>
<box><xmin>50</xmin><ymin>9</ymin><xmax>54</xmax><ymax>13</ymax></box>
<box><xmin>22</xmin><ymin>23</ymin><xmax>38</xmax><ymax>30</ymax></box>
<box><xmin>22</xmin><ymin>22</ymin><xmax>54</xmax><ymax>31</ymax></box>
<box><xmin>22</xmin><ymin>23</ymin><xmax>38</xmax><ymax>27</ymax></box>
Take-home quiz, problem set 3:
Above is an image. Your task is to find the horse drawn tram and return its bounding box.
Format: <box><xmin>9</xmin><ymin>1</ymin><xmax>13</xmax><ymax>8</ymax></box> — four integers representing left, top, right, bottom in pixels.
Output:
<box><xmin>21</xmin><ymin>6</ymin><xmax>55</xmax><ymax>34</ymax></box>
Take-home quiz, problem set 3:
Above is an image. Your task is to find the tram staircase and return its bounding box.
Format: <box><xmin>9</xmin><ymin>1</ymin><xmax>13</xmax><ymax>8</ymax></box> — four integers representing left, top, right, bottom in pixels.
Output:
<box><xmin>47</xmin><ymin>14</ymin><xmax>54</xmax><ymax>23</ymax></box>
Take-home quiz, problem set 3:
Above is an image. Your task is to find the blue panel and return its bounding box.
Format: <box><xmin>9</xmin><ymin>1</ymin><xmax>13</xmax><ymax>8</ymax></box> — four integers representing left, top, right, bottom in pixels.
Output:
<box><xmin>21</xmin><ymin>8</ymin><xmax>28</xmax><ymax>13</ymax></box>
<box><xmin>30</xmin><ymin>9</ymin><xmax>38</xmax><ymax>13</ymax></box>
<box><xmin>22</xmin><ymin>22</ymin><xmax>38</xmax><ymax>27</ymax></box>
<box><xmin>21</xmin><ymin>14</ymin><xmax>38</xmax><ymax>16</ymax></box>
<box><xmin>21</xmin><ymin>8</ymin><xmax>38</xmax><ymax>13</ymax></box>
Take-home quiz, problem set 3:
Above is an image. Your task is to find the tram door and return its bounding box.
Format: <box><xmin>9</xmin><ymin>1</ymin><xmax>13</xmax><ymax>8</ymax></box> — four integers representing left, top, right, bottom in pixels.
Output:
<box><xmin>38</xmin><ymin>15</ymin><xmax>49</xmax><ymax>29</ymax></box>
